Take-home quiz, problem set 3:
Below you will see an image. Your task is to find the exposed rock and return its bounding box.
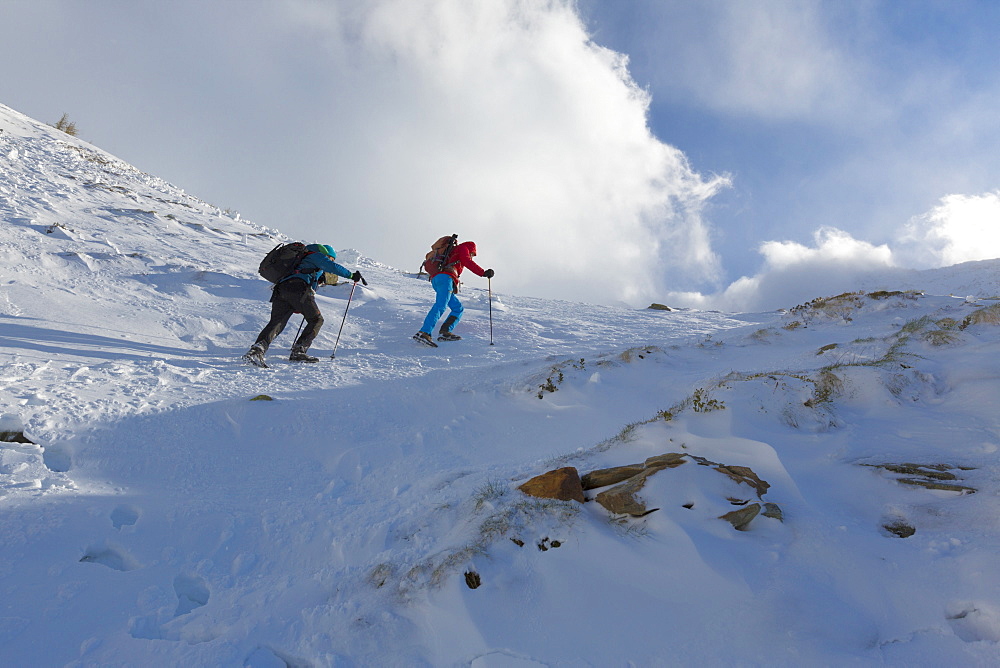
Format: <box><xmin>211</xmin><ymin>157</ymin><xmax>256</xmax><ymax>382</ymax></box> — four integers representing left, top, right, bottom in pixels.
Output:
<box><xmin>0</xmin><ymin>414</ymin><xmax>33</xmax><ymax>444</ymax></box>
<box><xmin>537</xmin><ymin>536</ymin><xmax>563</xmax><ymax>551</ymax></box>
<box><xmin>581</xmin><ymin>454</ymin><xmax>687</xmax><ymax>490</ymax></box>
<box><xmin>898</xmin><ymin>479</ymin><xmax>976</xmax><ymax>494</ymax></box>
<box><xmin>647</xmin><ymin>303</ymin><xmax>672</xmax><ymax>311</ymax></box>
<box><xmin>875</xmin><ymin>463</ymin><xmax>956</xmax><ymax>480</ymax></box>
<box><xmin>594</xmin><ymin>468</ymin><xmax>662</xmax><ymax>516</ymax></box>
<box><xmin>715</xmin><ymin>465</ymin><xmax>770</xmax><ymax>498</ymax></box>
<box><xmin>644</xmin><ymin>453</ymin><xmax>688</xmax><ymax>470</ymax></box>
<box><xmin>518</xmin><ymin>467</ymin><xmax>585</xmax><ymax>503</ymax></box>
<box><xmin>581</xmin><ymin>464</ymin><xmax>645</xmax><ymax>490</ymax></box>
<box><xmin>0</xmin><ymin>430</ymin><xmax>34</xmax><ymax>444</ymax></box>
<box><xmin>762</xmin><ymin>503</ymin><xmax>784</xmax><ymax>522</ymax></box>
<box><xmin>719</xmin><ymin>503</ymin><xmax>761</xmax><ymax>530</ymax></box>
<box><xmin>883</xmin><ymin>520</ymin><xmax>916</xmax><ymax>538</ymax></box>
<box><xmin>863</xmin><ymin>461</ymin><xmax>977</xmax><ymax>494</ymax></box>
<box><xmin>464</xmin><ymin>570</ymin><xmax>481</xmax><ymax>589</ymax></box>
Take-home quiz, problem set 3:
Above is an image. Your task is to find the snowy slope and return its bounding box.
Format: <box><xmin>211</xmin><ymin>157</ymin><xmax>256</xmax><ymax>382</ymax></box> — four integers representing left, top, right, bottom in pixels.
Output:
<box><xmin>2</xmin><ymin>102</ymin><xmax>1000</xmax><ymax>667</ymax></box>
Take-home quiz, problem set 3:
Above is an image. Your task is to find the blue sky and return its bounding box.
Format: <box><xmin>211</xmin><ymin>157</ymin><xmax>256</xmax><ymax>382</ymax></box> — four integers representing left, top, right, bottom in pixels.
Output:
<box><xmin>579</xmin><ymin>0</ymin><xmax>1000</xmax><ymax>281</ymax></box>
<box><xmin>2</xmin><ymin>0</ymin><xmax>998</xmax><ymax>309</ymax></box>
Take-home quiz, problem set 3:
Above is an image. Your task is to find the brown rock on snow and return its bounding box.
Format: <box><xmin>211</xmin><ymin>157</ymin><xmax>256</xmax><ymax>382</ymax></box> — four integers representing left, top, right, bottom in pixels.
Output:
<box><xmin>719</xmin><ymin>503</ymin><xmax>761</xmax><ymax>530</ymax></box>
<box><xmin>580</xmin><ymin>464</ymin><xmax>646</xmax><ymax>490</ymax></box>
<box><xmin>594</xmin><ymin>468</ymin><xmax>663</xmax><ymax>516</ymax></box>
<box><xmin>644</xmin><ymin>453</ymin><xmax>688</xmax><ymax>470</ymax></box>
<box><xmin>715</xmin><ymin>465</ymin><xmax>770</xmax><ymax>498</ymax></box>
<box><xmin>518</xmin><ymin>467</ymin><xmax>585</xmax><ymax>503</ymax></box>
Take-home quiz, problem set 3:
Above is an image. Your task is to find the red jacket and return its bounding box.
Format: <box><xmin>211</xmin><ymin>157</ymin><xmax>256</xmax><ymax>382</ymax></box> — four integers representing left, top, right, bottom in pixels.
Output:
<box><xmin>429</xmin><ymin>241</ymin><xmax>486</xmax><ymax>286</ymax></box>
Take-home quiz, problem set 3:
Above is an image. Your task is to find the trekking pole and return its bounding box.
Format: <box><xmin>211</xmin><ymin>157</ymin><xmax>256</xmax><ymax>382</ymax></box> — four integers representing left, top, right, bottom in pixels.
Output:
<box><xmin>330</xmin><ymin>281</ymin><xmax>358</xmax><ymax>359</ymax></box>
<box><xmin>294</xmin><ymin>316</ymin><xmax>305</xmax><ymax>343</ymax></box>
<box><xmin>488</xmin><ymin>277</ymin><xmax>495</xmax><ymax>346</ymax></box>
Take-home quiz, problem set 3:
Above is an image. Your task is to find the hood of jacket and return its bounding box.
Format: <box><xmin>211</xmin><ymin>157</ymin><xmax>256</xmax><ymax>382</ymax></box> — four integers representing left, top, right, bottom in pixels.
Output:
<box><xmin>456</xmin><ymin>241</ymin><xmax>476</xmax><ymax>256</ymax></box>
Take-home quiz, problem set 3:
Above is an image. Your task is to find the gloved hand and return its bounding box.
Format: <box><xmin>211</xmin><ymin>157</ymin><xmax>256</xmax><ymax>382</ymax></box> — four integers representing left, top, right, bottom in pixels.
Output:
<box><xmin>351</xmin><ymin>271</ymin><xmax>368</xmax><ymax>285</ymax></box>
<box><xmin>484</xmin><ymin>268</ymin><xmax>495</xmax><ymax>279</ymax></box>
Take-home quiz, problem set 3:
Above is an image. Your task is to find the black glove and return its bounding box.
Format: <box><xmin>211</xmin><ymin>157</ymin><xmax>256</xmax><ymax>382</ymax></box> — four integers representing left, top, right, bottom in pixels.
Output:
<box><xmin>484</xmin><ymin>268</ymin><xmax>495</xmax><ymax>279</ymax></box>
<box><xmin>351</xmin><ymin>271</ymin><xmax>368</xmax><ymax>286</ymax></box>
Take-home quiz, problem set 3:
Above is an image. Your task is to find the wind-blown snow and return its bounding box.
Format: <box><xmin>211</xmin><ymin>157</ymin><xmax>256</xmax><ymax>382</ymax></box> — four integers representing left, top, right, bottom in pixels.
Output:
<box><xmin>2</xmin><ymin>102</ymin><xmax>1000</xmax><ymax>666</ymax></box>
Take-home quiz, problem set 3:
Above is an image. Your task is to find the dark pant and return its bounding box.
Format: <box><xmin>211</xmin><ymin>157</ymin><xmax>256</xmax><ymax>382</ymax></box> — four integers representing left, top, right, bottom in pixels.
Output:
<box><xmin>254</xmin><ymin>279</ymin><xmax>324</xmax><ymax>352</ymax></box>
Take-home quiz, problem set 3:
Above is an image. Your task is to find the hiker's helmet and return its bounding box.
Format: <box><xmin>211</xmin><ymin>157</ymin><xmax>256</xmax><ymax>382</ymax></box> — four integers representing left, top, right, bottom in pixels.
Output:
<box><xmin>308</xmin><ymin>243</ymin><xmax>337</xmax><ymax>258</ymax></box>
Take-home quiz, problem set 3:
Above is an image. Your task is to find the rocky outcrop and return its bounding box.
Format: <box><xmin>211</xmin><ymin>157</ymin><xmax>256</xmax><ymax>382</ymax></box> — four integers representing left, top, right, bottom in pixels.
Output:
<box><xmin>518</xmin><ymin>467</ymin><xmax>585</xmax><ymax>503</ymax></box>
<box><xmin>594</xmin><ymin>468</ymin><xmax>665</xmax><ymax>516</ymax></box>
<box><xmin>720</xmin><ymin>504</ymin><xmax>761</xmax><ymax>530</ymax></box>
<box><xmin>644</xmin><ymin>453</ymin><xmax>687</xmax><ymax>470</ymax></box>
<box><xmin>762</xmin><ymin>502</ymin><xmax>784</xmax><ymax>522</ymax></box>
<box><xmin>589</xmin><ymin>452</ymin><xmax>779</xmax><ymax>526</ymax></box>
<box><xmin>580</xmin><ymin>464</ymin><xmax>645</xmax><ymax>490</ymax></box>
<box><xmin>714</xmin><ymin>464</ymin><xmax>770</xmax><ymax>497</ymax></box>
<box><xmin>589</xmin><ymin>453</ymin><xmax>689</xmax><ymax>516</ymax></box>
<box><xmin>519</xmin><ymin>452</ymin><xmax>782</xmax><ymax>531</ymax></box>
<box><xmin>862</xmin><ymin>461</ymin><xmax>976</xmax><ymax>494</ymax></box>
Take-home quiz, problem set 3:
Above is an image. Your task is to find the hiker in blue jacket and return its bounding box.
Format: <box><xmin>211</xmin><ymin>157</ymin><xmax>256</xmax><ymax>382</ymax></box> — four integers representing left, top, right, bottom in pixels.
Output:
<box><xmin>243</xmin><ymin>244</ymin><xmax>363</xmax><ymax>365</ymax></box>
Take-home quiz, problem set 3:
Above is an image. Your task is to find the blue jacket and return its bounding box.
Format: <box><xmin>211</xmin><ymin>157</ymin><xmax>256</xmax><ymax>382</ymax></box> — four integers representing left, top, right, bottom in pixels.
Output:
<box><xmin>278</xmin><ymin>250</ymin><xmax>352</xmax><ymax>290</ymax></box>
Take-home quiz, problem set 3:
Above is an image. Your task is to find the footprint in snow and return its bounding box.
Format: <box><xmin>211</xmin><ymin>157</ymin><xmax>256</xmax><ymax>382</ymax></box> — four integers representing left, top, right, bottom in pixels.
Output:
<box><xmin>79</xmin><ymin>543</ymin><xmax>139</xmax><ymax>571</ymax></box>
<box><xmin>110</xmin><ymin>504</ymin><xmax>140</xmax><ymax>530</ymax></box>
<box><xmin>947</xmin><ymin>603</ymin><xmax>1000</xmax><ymax>642</ymax></box>
<box><xmin>127</xmin><ymin>574</ymin><xmax>212</xmax><ymax>642</ymax></box>
<box><xmin>41</xmin><ymin>444</ymin><xmax>71</xmax><ymax>472</ymax></box>
<box><xmin>173</xmin><ymin>574</ymin><xmax>210</xmax><ymax>617</ymax></box>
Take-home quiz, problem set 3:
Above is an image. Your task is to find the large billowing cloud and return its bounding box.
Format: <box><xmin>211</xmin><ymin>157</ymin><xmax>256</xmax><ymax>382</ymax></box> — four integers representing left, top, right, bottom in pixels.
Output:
<box><xmin>274</xmin><ymin>0</ymin><xmax>729</xmax><ymax>305</ymax></box>
<box><xmin>894</xmin><ymin>192</ymin><xmax>1000</xmax><ymax>268</ymax></box>
<box><xmin>0</xmin><ymin>0</ymin><xmax>728</xmax><ymax>306</ymax></box>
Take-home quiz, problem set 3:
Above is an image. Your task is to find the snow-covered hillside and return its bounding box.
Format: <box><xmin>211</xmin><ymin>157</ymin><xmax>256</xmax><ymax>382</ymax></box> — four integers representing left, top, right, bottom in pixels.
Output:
<box><xmin>3</xmin><ymin>102</ymin><xmax>1000</xmax><ymax>666</ymax></box>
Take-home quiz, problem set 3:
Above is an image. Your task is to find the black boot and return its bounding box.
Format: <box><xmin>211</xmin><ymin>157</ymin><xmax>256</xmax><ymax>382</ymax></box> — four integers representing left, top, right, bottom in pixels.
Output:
<box><xmin>289</xmin><ymin>345</ymin><xmax>319</xmax><ymax>363</ymax></box>
<box><xmin>438</xmin><ymin>315</ymin><xmax>461</xmax><ymax>341</ymax></box>
<box><xmin>243</xmin><ymin>343</ymin><xmax>268</xmax><ymax>368</ymax></box>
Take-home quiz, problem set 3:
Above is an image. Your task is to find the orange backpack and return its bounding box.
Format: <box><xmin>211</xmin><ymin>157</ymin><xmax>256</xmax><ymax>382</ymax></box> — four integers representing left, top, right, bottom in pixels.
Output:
<box><xmin>422</xmin><ymin>234</ymin><xmax>458</xmax><ymax>276</ymax></box>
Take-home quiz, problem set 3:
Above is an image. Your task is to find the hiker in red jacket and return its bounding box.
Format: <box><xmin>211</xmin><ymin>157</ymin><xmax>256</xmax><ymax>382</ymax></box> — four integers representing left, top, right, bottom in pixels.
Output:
<box><xmin>414</xmin><ymin>240</ymin><xmax>494</xmax><ymax>346</ymax></box>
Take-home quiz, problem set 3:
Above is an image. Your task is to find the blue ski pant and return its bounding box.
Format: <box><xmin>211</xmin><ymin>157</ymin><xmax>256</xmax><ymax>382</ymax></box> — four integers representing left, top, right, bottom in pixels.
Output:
<box><xmin>421</xmin><ymin>273</ymin><xmax>463</xmax><ymax>334</ymax></box>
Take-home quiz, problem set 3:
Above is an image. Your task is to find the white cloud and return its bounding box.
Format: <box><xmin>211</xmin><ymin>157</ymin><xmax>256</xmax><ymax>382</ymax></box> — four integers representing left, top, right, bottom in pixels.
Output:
<box><xmin>669</xmin><ymin>193</ymin><xmax>1000</xmax><ymax>312</ymax></box>
<box><xmin>895</xmin><ymin>192</ymin><xmax>1000</xmax><ymax>268</ymax></box>
<box><xmin>678</xmin><ymin>227</ymin><xmax>894</xmax><ymax>312</ymax></box>
<box><xmin>275</xmin><ymin>0</ymin><xmax>729</xmax><ymax>305</ymax></box>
